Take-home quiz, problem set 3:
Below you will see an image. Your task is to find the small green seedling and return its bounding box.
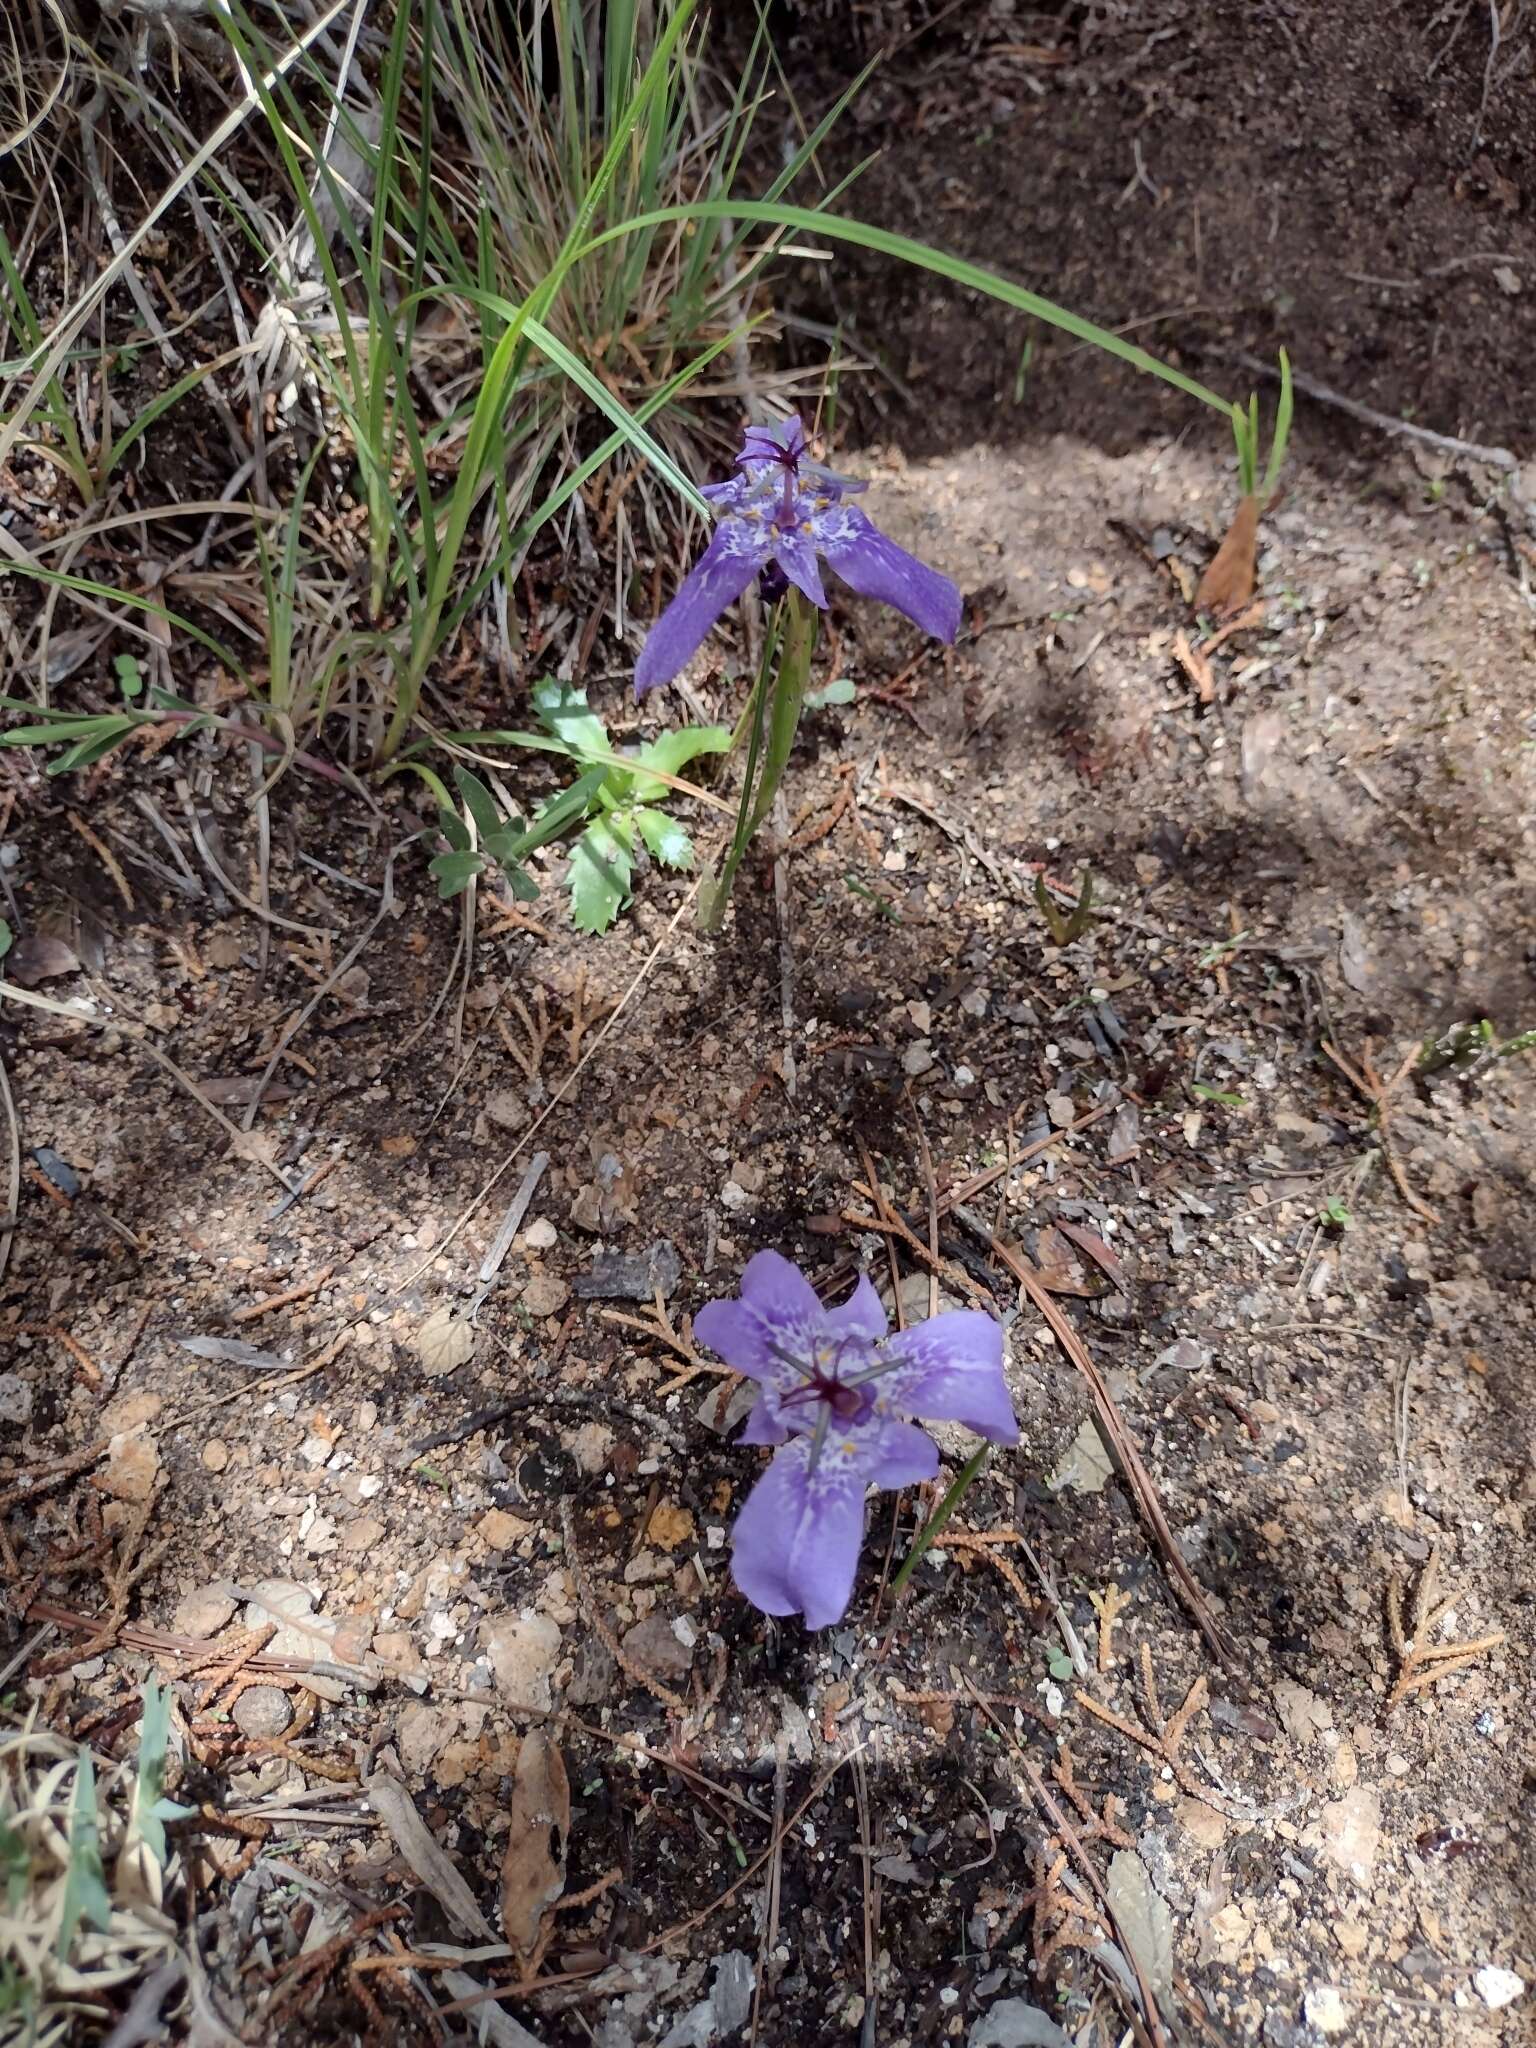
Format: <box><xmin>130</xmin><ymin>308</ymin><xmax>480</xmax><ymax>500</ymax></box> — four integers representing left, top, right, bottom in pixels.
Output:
<box><xmin>1231</xmin><ymin>347</ymin><xmax>1294</xmax><ymax>504</ymax></box>
<box><xmin>57</xmin><ymin>1754</ymin><xmax>112</xmax><ymax>1959</ymax></box>
<box><xmin>1318</xmin><ymin>1195</ymin><xmax>1354</xmax><ymax>1230</ymax></box>
<box><xmin>113</xmin><ymin>652</ymin><xmax>144</xmax><ymax>700</ymax></box>
<box><xmin>1191</xmin><ymin>1083</ymin><xmax>1245</xmax><ymax>1107</ymax></box>
<box><xmin>805</xmin><ymin>677</ymin><xmax>856</xmax><ymax>710</ymax></box>
<box><xmin>1035</xmin><ymin>869</ymin><xmax>1094</xmax><ymax>945</ymax></box>
<box><xmin>130</xmin><ymin>1678</ymin><xmax>195</xmax><ymax>1868</ymax></box>
<box><xmin>1197</xmin><ymin>930</ymin><xmax>1250</xmax><ymax>967</ymax></box>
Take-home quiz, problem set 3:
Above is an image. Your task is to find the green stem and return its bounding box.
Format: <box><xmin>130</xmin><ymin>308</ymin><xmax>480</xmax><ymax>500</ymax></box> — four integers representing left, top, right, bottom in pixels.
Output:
<box><xmin>888</xmin><ymin>1444</ymin><xmax>990</xmax><ymax>1605</ymax></box>
<box><xmin>701</xmin><ymin>590</ymin><xmax>817</xmax><ymax>930</ymax></box>
<box><xmin>745</xmin><ymin>589</ymin><xmax>816</xmax><ymax>841</ymax></box>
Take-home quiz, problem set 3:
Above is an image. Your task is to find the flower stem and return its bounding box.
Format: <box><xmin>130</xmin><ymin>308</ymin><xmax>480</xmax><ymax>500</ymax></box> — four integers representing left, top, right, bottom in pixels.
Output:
<box><xmin>887</xmin><ymin>1445</ymin><xmax>990</xmax><ymax>1604</ymax></box>
<box><xmin>701</xmin><ymin>590</ymin><xmax>817</xmax><ymax>930</ymax></box>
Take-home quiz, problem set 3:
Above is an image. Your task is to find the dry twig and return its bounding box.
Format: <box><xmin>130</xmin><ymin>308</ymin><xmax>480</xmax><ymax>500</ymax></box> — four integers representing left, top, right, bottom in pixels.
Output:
<box><xmin>1387</xmin><ymin>1542</ymin><xmax>1505</xmax><ymax>1707</ymax></box>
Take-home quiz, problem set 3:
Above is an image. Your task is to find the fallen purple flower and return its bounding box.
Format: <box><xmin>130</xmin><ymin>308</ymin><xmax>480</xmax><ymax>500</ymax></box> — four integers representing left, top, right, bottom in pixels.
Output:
<box><xmin>635</xmin><ymin>415</ymin><xmax>962</xmax><ymax>696</ymax></box>
<box><xmin>695</xmin><ymin>1250</ymin><xmax>1018</xmax><ymax>1629</ymax></box>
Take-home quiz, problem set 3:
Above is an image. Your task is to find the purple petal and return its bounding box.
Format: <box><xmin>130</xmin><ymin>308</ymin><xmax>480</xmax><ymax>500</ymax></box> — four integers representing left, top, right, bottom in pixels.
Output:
<box><xmin>771</xmin><ymin>525</ymin><xmax>828</xmax><ymax>609</ymax></box>
<box><xmin>635</xmin><ymin>525</ymin><xmax>765</xmax><ymax>696</ymax></box>
<box><xmin>739</xmin><ymin>1395</ymin><xmax>790</xmax><ymax>1447</ymax></box>
<box><xmin>864</xmin><ymin>1418</ymin><xmax>939</xmax><ymax>1488</ymax></box>
<box><xmin>730</xmin><ymin>1437</ymin><xmax>867</xmax><ymax>1628</ymax></box>
<box><xmin>693</xmin><ymin>1250</ymin><xmax>823</xmax><ymax>1388</ymax></box>
<box><xmin>883</xmin><ymin>1311</ymin><xmax>1018</xmax><ymax>1443</ymax></box>
<box><xmin>818</xmin><ymin>503</ymin><xmax>962</xmax><ymax>644</ymax></box>
<box><xmin>738</xmin><ymin>415</ymin><xmax>806</xmax><ymax>467</ymax></box>
<box><xmin>824</xmin><ymin>1273</ymin><xmax>887</xmax><ymax>1342</ymax></box>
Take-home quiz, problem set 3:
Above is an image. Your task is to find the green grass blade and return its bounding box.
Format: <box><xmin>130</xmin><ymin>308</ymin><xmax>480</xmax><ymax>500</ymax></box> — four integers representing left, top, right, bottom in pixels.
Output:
<box><xmin>571</xmin><ymin>201</ymin><xmax>1235</xmax><ymax>415</ymax></box>
<box><xmin>1260</xmin><ymin>348</ymin><xmax>1294</xmax><ymax>501</ymax></box>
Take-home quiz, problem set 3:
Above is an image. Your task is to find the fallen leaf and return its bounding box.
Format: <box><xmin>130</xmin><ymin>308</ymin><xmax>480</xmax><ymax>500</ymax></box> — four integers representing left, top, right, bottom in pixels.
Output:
<box><xmin>174</xmin><ymin>1334</ymin><xmax>287</xmax><ymax>1370</ymax></box>
<box><xmin>501</xmin><ymin>1729</ymin><xmax>569</xmax><ymax>1956</ymax></box>
<box><xmin>368</xmin><ymin>1773</ymin><xmax>495</xmax><ymax>1941</ymax></box>
<box><xmin>1195</xmin><ymin>493</ymin><xmax>1261</xmax><ymax>617</ymax></box>
<box><xmin>415</xmin><ymin>1303</ymin><xmax>475</xmax><ymax>1377</ymax></box>
<box><xmin>5</xmin><ymin>933</ymin><xmax>81</xmax><ymax>987</ymax></box>
<box><xmin>1106</xmin><ymin>1847</ymin><xmax>1174</xmax><ymax>2004</ymax></box>
<box><xmin>1049</xmin><ymin>1414</ymin><xmax>1115</xmax><ymax>1494</ymax></box>
<box><xmin>1053</xmin><ymin>1218</ymin><xmax>1130</xmax><ymax>1295</ymax></box>
<box><xmin>1338</xmin><ymin>912</ymin><xmax>1373</xmax><ymax>995</ymax></box>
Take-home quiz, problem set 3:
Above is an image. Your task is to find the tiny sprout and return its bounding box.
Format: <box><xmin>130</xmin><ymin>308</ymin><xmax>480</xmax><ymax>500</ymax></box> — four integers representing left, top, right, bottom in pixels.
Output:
<box><xmin>1035</xmin><ymin>869</ymin><xmax>1095</xmax><ymax>946</ymax></box>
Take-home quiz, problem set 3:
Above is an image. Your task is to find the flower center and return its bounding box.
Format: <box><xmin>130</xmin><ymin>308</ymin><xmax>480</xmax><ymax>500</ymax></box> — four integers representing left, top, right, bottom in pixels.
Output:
<box><xmin>780</xmin><ymin>1367</ymin><xmax>872</xmax><ymax>1426</ymax></box>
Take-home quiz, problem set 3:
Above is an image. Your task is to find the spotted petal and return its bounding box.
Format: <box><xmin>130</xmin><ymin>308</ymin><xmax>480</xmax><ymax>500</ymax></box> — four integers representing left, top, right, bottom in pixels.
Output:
<box><xmin>818</xmin><ymin>502</ymin><xmax>962</xmax><ymax>644</ymax></box>
<box><xmin>634</xmin><ymin>523</ymin><xmax>767</xmax><ymax>696</ymax></box>
<box><xmin>694</xmin><ymin>1249</ymin><xmax>825</xmax><ymax>1393</ymax></box>
<box><xmin>771</xmin><ymin>523</ymin><xmax>828</xmax><ymax>608</ymax></box>
<box><xmin>882</xmin><ymin>1311</ymin><xmax>1018</xmax><ymax>1443</ymax></box>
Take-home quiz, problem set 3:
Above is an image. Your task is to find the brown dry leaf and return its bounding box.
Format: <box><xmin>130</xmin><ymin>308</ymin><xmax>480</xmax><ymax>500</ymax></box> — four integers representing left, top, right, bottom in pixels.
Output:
<box><xmin>5</xmin><ymin>933</ymin><xmax>81</xmax><ymax>987</ymax></box>
<box><xmin>1033</xmin><ymin>1226</ymin><xmax>1095</xmax><ymax>1297</ymax></box>
<box><xmin>1053</xmin><ymin>1218</ymin><xmax>1130</xmax><ymax>1296</ymax></box>
<box><xmin>647</xmin><ymin>1501</ymin><xmax>696</xmax><ymax>1552</ymax></box>
<box><xmin>1195</xmin><ymin>493</ymin><xmax>1261</xmax><ymax>617</ymax></box>
<box><xmin>415</xmin><ymin>1303</ymin><xmax>476</xmax><ymax>1377</ymax></box>
<box><xmin>1172</xmin><ymin>629</ymin><xmax>1215</xmax><ymax>705</ymax></box>
<box><xmin>501</xmin><ymin>1728</ymin><xmax>570</xmax><ymax>1956</ymax></box>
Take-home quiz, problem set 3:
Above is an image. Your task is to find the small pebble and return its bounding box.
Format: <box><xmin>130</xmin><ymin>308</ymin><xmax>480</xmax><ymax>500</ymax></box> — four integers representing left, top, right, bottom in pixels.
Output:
<box><xmin>173</xmin><ymin>1586</ymin><xmax>237</xmax><ymax>1639</ymax></box>
<box><xmin>202</xmin><ymin>1438</ymin><xmax>231</xmax><ymax>1473</ymax></box>
<box><xmin>233</xmin><ymin>1686</ymin><xmax>293</xmax><ymax>1738</ymax></box>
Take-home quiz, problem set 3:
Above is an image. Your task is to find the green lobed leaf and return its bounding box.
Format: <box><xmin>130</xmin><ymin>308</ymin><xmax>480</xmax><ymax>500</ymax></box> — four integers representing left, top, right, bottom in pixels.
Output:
<box><xmin>628</xmin><ymin>723</ymin><xmax>731</xmax><ymax>803</ymax></box>
<box><xmin>632</xmin><ymin>806</ymin><xmax>693</xmax><ymax>870</ymax></box>
<box><xmin>429</xmin><ymin>850</ymin><xmax>486</xmax><ymax>898</ymax></box>
<box><xmin>532</xmin><ymin>680</ymin><xmax>611</xmax><ymax>766</ymax></box>
<box><xmin>806</xmin><ymin>678</ymin><xmax>856</xmax><ymax>709</ymax></box>
<box><xmin>568</xmin><ymin>816</ymin><xmax>634</xmax><ymax>933</ymax></box>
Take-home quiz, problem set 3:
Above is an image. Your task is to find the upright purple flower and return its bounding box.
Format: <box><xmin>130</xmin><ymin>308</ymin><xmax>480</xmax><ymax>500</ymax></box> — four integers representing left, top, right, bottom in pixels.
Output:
<box><xmin>695</xmin><ymin>1251</ymin><xmax>1018</xmax><ymax>1630</ymax></box>
<box><xmin>635</xmin><ymin>416</ymin><xmax>962</xmax><ymax>697</ymax></box>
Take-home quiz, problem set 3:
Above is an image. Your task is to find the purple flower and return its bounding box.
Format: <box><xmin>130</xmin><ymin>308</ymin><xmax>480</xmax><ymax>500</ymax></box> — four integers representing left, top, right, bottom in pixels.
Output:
<box><xmin>634</xmin><ymin>416</ymin><xmax>963</xmax><ymax>697</ymax></box>
<box><xmin>695</xmin><ymin>1250</ymin><xmax>1018</xmax><ymax>1630</ymax></box>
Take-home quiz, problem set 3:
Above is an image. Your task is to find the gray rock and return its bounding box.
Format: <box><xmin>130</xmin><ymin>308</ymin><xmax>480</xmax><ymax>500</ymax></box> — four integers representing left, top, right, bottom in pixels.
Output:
<box><xmin>233</xmin><ymin>1686</ymin><xmax>293</xmax><ymax>1738</ymax></box>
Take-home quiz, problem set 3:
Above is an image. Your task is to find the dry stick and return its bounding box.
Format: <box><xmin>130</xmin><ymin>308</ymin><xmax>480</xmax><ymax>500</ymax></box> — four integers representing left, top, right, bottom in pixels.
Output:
<box><xmin>817</xmin><ymin>1103</ymin><xmax>1111</xmax><ymax>1298</ymax></box>
<box><xmin>1320</xmin><ymin>1038</ymin><xmax>1440</xmax><ymax>1226</ymax></box>
<box><xmin>0</xmin><ymin>1044</ymin><xmax>19</xmax><ymax>1287</ymax></box>
<box><xmin>1215</xmin><ymin>346</ymin><xmax>1518</xmax><ymax>472</ymax></box>
<box><xmin>126</xmin><ymin>1028</ymin><xmax>299</xmax><ymax>1195</ymax></box>
<box><xmin>232</xmin><ymin>1263</ymin><xmax>334</xmax><ymax>1323</ymax></box>
<box><xmin>399</xmin><ymin>876</ymin><xmax>703</xmax><ymax>1293</ymax></box>
<box><xmin>956</xmin><ymin>1205</ymin><xmax>1240</xmax><ymax>1671</ymax></box>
